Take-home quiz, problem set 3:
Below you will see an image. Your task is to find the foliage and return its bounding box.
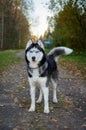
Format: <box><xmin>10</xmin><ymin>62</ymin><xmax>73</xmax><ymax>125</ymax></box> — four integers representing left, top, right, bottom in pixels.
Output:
<box><xmin>48</xmin><ymin>0</ymin><xmax>86</xmax><ymax>51</ymax></box>
<box><xmin>0</xmin><ymin>0</ymin><xmax>32</xmax><ymax>50</ymax></box>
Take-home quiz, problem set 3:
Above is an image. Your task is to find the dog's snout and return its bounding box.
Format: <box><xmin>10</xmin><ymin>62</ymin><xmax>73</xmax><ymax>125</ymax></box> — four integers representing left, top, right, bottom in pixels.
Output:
<box><xmin>32</xmin><ymin>56</ymin><xmax>36</xmax><ymax>61</ymax></box>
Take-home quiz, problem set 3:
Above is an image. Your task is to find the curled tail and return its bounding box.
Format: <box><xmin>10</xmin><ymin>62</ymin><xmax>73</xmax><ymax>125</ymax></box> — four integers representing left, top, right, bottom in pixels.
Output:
<box><xmin>47</xmin><ymin>47</ymin><xmax>73</xmax><ymax>61</ymax></box>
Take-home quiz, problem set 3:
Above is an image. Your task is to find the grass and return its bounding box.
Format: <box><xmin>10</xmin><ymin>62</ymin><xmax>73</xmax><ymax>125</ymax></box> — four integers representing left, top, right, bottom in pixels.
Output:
<box><xmin>0</xmin><ymin>50</ymin><xmax>22</xmax><ymax>73</ymax></box>
<box><xmin>61</xmin><ymin>52</ymin><xmax>86</xmax><ymax>64</ymax></box>
<box><xmin>59</xmin><ymin>52</ymin><xmax>86</xmax><ymax>79</ymax></box>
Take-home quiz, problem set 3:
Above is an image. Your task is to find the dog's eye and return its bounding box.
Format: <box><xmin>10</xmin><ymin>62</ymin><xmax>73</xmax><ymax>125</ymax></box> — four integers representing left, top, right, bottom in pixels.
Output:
<box><xmin>36</xmin><ymin>51</ymin><xmax>39</xmax><ymax>53</ymax></box>
<box><xmin>30</xmin><ymin>51</ymin><xmax>33</xmax><ymax>53</ymax></box>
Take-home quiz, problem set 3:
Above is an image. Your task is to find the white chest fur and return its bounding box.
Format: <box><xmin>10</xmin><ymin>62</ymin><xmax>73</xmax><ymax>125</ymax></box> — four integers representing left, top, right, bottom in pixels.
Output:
<box><xmin>28</xmin><ymin>71</ymin><xmax>47</xmax><ymax>87</ymax></box>
<box><xmin>28</xmin><ymin>68</ymin><xmax>47</xmax><ymax>87</ymax></box>
<box><xmin>32</xmin><ymin>68</ymin><xmax>39</xmax><ymax>77</ymax></box>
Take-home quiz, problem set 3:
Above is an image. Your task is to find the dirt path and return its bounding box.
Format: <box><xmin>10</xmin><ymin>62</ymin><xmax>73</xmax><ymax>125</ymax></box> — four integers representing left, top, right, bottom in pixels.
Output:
<box><xmin>0</xmin><ymin>51</ymin><xmax>86</xmax><ymax>130</ymax></box>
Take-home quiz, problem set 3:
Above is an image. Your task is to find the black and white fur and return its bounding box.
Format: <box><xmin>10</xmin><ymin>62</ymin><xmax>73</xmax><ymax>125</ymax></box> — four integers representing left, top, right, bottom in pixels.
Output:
<box><xmin>25</xmin><ymin>39</ymin><xmax>73</xmax><ymax>113</ymax></box>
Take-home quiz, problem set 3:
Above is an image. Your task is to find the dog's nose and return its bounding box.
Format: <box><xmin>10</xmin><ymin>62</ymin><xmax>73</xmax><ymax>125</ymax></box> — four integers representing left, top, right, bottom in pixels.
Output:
<box><xmin>32</xmin><ymin>56</ymin><xmax>36</xmax><ymax>61</ymax></box>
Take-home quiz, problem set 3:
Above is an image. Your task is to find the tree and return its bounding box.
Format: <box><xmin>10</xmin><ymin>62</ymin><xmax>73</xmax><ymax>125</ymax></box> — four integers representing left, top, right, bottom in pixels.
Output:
<box><xmin>0</xmin><ymin>0</ymin><xmax>32</xmax><ymax>50</ymax></box>
<box><xmin>48</xmin><ymin>0</ymin><xmax>86</xmax><ymax>51</ymax></box>
<box><xmin>0</xmin><ymin>0</ymin><xmax>4</xmax><ymax>49</ymax></box>
<box><xmin>15</xmin><ymin>9</ymin><xmax>30</xmax><ymax>48</ymax></box>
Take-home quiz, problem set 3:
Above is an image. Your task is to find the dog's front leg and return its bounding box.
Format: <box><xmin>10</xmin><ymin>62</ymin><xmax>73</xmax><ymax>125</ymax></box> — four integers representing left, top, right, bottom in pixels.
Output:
<box><xmin>42</xmin><ymin>86</ymin><xmax>49</xmax><ymax>113</ymax></box>
<box><xmin>36</xmin><ymin>88</ymin><xmax>42</xmax><ymax>103</ymax></box>
<box><xmin>29</xmin><ymin>85</ymin><xmax>36</xmax><ymax>112</ymax></box>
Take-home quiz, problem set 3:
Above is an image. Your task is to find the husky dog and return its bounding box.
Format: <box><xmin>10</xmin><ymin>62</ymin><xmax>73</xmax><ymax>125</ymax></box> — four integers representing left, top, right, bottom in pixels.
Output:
<box><xmin>25</xmin><ymin>39</ymin><xmax>73</xmax><ymax>113</ymax></box>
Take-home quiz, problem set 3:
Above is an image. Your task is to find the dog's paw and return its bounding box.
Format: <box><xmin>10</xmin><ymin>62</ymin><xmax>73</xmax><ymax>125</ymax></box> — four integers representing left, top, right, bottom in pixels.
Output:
<box><xmin>44</xmin><ymin>109</ymin><xmax>49</xmax><ymax>114</ymax></box>
<box><xmin>28</xmin><ymin>107</ymin><xmax>35</xmax><ymax>112</ymax></box>
<box><xmin>53</xmin><ymin>99</ymin><xmax>58</xmax><ymax>103</ymax></box>
<box><xmin>36</xmin><ymin>99</ymin><xmax>42</xmax><ymax>103</ymax></box>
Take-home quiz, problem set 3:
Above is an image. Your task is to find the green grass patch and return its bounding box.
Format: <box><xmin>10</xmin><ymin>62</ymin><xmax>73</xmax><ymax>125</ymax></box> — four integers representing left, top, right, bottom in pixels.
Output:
<box><xmin>0</xmin><ymin>50</ymin><xmax>22</xmax><ymax>73</ymax></box>
<box><xmin>61</xmin><ymin>52</ymin><xmax>86</xmax><ymax>64</ymax></box>
<box><xmin>59</xmin><ymin>52</ymin><xmax>86</xmax><ymax>79</ymax></box>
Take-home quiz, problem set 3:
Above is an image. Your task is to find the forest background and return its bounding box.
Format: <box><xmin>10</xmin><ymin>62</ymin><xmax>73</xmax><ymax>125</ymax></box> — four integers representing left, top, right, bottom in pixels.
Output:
<box><xmin>0</xmin><ymin>0</ymin><xmax>86</xmax><ymax>52</ymax></box>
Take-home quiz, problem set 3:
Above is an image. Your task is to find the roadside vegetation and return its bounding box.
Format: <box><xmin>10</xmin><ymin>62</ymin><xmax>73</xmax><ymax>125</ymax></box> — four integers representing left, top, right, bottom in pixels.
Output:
<box><xmin>59</xmin><ymin>52</ymin><xmax>86</xmax><ymax>79</ymax></box>
<box><xmin>0</xmin><ymin>50</ymin><xmax>22</xmax><ymax>73</ymax></box>
<box><xmin>45</xmin><ymin>0</ymin><xmax>86</xmax><ymax>52</ymax></box>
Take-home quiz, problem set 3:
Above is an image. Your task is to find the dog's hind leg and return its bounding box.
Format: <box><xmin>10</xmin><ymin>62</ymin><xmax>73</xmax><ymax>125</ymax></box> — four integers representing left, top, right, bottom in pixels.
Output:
<box><xmin>36</xmin><ymin>88</ymin><xmax>43</xmax><ymax>103</ymax></box>
<box><xmin>51</xmin><ymin>78</ymin><xmax>58</xmax><ymax>103</ymax></box>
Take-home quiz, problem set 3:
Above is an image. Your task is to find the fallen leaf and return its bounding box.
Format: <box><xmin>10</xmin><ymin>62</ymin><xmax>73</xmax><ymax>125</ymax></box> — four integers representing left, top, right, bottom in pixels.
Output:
<box><xmin>14</xmin><ymin>97</ymin><xmax>18</xmax><ymax>103</ymax></box>
<box><xmin>51</xmin><ymin>117</ymin><xmax>57</xmax><ymax>122</ymax></box>
<box><xmin>13</xmin><ymin>128</ymin><xmax>18</xmax><ymax>130</ymax></box>
<box><xmin>64</xmin><ymin>125</ymin><xmax>69</xmax><ymax>129</ymax></box>
<box><xmin>0</xmin><ymin>103</ymin><xmax>5</xmax><ymax>107</ymax></box>
<box><xmin>66</xmin><ymin>100</ymin><xmax>74</xmax><ymax>106</ymax></box>
<box><xmin>81</xmin><ymin>124</ymin><xmax>86</xmax><ymax>127</ymax></box>
<box><xmin>83</xmin><ymin>117</ymin><xmax>86</xmax><ymax>120</ymax></box>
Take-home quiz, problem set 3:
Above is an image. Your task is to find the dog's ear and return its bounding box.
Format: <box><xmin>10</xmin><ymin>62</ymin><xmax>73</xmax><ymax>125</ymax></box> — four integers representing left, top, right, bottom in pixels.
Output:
<box><xmin>37</xmin><ymin>40</ymin><xmax>44</xmax><ymax>49</ymax></box>
<box><xmin>25</xmin><ymin>39</ymin><xmax>33</xmax><ymax>49</ymax></box>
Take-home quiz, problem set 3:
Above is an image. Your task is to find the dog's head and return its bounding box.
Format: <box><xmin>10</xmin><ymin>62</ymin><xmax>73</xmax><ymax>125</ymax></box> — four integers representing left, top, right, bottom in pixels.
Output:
<box><xmin>25</xmin><ymin>40</ymin><xmax>46</xmax><ymax>68</ymax></box>
<box><xmin>25</xmin><ymin>39</ymin><xmax>44</xmax><ymax>50</ymax></box>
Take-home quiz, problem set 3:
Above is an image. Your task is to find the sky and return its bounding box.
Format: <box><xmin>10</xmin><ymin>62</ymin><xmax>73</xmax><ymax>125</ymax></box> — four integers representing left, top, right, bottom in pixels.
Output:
<box><xmin>28</xmin><ymin>0</ymin><xmax>50</xmax><ymax>37</ymax></box>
